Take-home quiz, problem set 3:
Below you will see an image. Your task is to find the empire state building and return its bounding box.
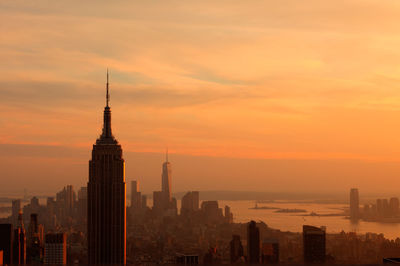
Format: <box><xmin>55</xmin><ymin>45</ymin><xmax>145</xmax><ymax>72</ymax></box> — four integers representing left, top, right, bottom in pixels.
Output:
<box><xmin>87</xmin><ymin>72</ymin><xmax>126</xmax><ymax>264</ymax></box>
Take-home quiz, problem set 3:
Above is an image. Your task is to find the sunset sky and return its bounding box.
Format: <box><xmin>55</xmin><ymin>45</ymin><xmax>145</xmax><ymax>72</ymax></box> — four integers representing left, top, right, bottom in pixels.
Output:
<box><xmin>2</xmin><ymin>0</ymin><xmax>400</xmax><ymax>195</ymax></box>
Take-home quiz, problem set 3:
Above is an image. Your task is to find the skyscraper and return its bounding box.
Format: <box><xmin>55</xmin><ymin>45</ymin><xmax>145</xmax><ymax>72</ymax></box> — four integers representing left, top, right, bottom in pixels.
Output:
<box><xmin>141</xmin><ymin>195</ymin><xmax>147</xmax><ymax>209</ymax></box>
<box><xmin>66</xmin><ymin>185</ymin><xmax>75</xmax><ymax>216</ymax></box>
<box><xmin>247</xmin><ymin>220</ymin><xmax>260</xmax><ymax>264</ymax></box>
<box><xmin>13</xmin><ymin>210</ymin><xmax>26</xmax><ymax>265</ymax></box>
<box><xmin>77</xmin><ymin>187</ymin><xmax>87</xmax><ymax>228</ymax></box>
<box><xmin>131</xmin><ymin>180</ymin><xmax>142</xmax><ymax>210</ymax></box>
<box><xmin>224</xmin><ymin>205</ymin><xmax>233</xmax><ymax>223</ymax></box>
<box><xmin>28</xmin><ymin>213</ymin><xmax>44</xmax><ymax>263</ymax></box>
<box><xmin>153</xmin><ymin>191</ymin><xmax>167</xmax><ymax>213</ymax></box>
<box><xmin>162</xmin><ymin>149</ymin><xmax>172</xmax><ymax>201</ymax></box>
<box><xmin>87</xmin><ymin>71</ymin><xmax>126</xmax><ymax>264</ymax></box>
<box><xmin>181</xmin><ymin>191</ymin><xmax>200</xmax><ymax>215</ymax></box>
<box><xmin>389</xmin><ymin>197</ymin><xmax>399</xmax><ymax>216</ymax></box>
<box><xmin>11</xmin><ymin>200</ymin><xmax>21</xmax><ymax>227</ymax></box>
<box><xmin>350</xmin><ymin>188</ymin><xmax>359</xmax><ymax>220</ymax></box>
<box><xmin>303</xmin><ymin>225</ymin><xmax>326</xmax><ymax>264</ymax></box>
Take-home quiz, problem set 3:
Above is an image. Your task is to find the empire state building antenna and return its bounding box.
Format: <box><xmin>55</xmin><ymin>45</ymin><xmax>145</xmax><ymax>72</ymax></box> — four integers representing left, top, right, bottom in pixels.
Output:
<box><xmin>106</xmin><ymin>68</ymin><xmax>110</xmax><ymax>107</ymax></box>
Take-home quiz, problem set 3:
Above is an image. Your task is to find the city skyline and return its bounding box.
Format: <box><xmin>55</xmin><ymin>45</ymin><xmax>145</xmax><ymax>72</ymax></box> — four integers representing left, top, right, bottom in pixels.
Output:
<box><xmin>4</xmin><ymin>1</ymin><xmax>400</xmax><ymax>264</ymax></box>
<box><xmin>3</xmin><ymin>1</ymin><xmax>400</xmax><ymax>193</ymax></box>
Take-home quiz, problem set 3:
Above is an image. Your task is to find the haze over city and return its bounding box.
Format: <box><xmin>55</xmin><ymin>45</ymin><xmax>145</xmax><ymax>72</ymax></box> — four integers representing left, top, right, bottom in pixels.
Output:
<box><xmin>2</xmin><ymin>0</ymin><xmax>400</xmax><ymax>195</ymax></box>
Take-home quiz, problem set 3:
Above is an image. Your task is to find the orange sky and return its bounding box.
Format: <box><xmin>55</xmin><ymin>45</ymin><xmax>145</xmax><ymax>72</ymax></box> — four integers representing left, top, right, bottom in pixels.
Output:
<box><xmin>2</xmin><ymin>1</ymin><xmax>400</xmax><ymax>195</ymax></box>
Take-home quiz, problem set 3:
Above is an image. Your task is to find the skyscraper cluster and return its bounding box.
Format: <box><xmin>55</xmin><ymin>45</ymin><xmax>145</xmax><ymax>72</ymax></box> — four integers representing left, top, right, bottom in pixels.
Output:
<box><xmin>349</xmin><ymin>188</ymin><xmax>400</xmax><ymax>222</ymax></box>
<box><xmin>0</xmin><ymin>212</ymin><xmax>61</xmax><ymax>264</ymax></box>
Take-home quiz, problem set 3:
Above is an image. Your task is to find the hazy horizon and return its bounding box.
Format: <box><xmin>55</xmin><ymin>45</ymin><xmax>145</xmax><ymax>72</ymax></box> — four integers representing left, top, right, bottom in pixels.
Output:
<box><xmin>2</xmin><ymin>143</ymin><xmax>400</xmax><ymax>196</ymax></box>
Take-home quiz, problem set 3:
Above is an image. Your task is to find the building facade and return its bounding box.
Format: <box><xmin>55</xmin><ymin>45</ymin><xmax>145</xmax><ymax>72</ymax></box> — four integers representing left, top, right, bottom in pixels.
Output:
<box><xmin>44</xmin><ymin>233</ymin><xmax>66</xmax><ymax>265</ymax></box>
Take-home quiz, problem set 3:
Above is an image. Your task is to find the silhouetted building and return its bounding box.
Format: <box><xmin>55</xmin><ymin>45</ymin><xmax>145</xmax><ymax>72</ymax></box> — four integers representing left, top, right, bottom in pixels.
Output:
<box><xmin>192</xmin><ymin>191</ymin><xmax>199</xmax><ymax>211</ymax></box>
<box><xmin>44</xmin><ymin>233</ymin><xmax>66</xmax><ymax>264</ymax></box>
<box><xmin>261</xmin><ymin>239</ymin><xmax>279</xmax><ymax>264</ymax></box>
<box><xmin>303</xmin><ymin>225</ymin><xmax>326</xmax><ymax>264</ymax></box>
<box><xmin>350</xmin><ymin>188</ymin><xmax>359</xmax><ymax>220</ymax></box>
<box><xmin>181</xmin><ymin>191</ymin><xmax>199</xmax><ymax>215</ymax></box>
<box><xmin>131</xmin><ymin>180</ymin><xmax>142</xmax><ymax>209</ymax></box>
<box><xmin>66</xmin><ymin>185</ymin><xmax>75</xmax><ymax>216</ymax></box>
<box><xmin>230</xmin><ymin>235</ymin><xmax>244</xmax><ymax>263</ymax></box>
<box><xmin>77</xmin><ymin>186</ymin><xmax>87</xmax><ymax>228</ymax></box>
<box><xmin>247</xmin><ymin>221</ymin><xmax>260</xmax><ymax>264</ymax></box>
<box><xmin>153</xmin><ymin>191</ymin><xmax>168</xmax><ymax>212</ymax></box>
<box><xmin>225</xmin><ymin>205</ymin><xmax>233</xmax><ymax>223</ymax></box>
<box><xmin>13</xmin><ymin>210</ymin><xmax>26</xmax><ymax>265</ymax></box>
<box><xmin>87</xmin><ymin>72</ymin><xmax>126</xmax><ymax>264</ymax></box>
<box><xmin>12</xmin><ymin>200</ymin><xmax>21</xmax><ymax>227</ymax></box>
<box><xmin>377</xmin><ymin>199</ymin><xmax>383</xmax><ymax>216</ymax></box>
<box><xmin>0</xmin><ymin>224</ymin><xmax>13</xmax><ymax>265</ymax></box>
<box><xmin>28</xmin><ymin>213</ymin><xmax>44</xmax><ymax>263</ymax></box>
<box><xmin>162</xmin><ymin>150</ymin><xmax>172</xmax><ymax>201</ymax></box>
<box><xmin>201</xmin><ymin>201</ymin><xmax>223</xmax><ymax>224</ymax></box>
<box><xmin>390</xmin><ymin>197</ymin><xmax>399</xmax><ymax>216</ymax></box>
<box><xmin>30</xmin><ymin>197</ymin><xmax>39</xmax><ymax>208</ymax></box>
<box><xmin>46</xmin><ymin>196</ymin><xmax>56</xmax><ymax>229</ymax></box>
<box><xmin>383</xmin><ymin>199</ymin><xmax>390</xmax><ymax>217</ymax></box>
<box><xmin>141</xmin><ymin>195</ymin><xmax>147</xmax><ymax>209</ymax></box>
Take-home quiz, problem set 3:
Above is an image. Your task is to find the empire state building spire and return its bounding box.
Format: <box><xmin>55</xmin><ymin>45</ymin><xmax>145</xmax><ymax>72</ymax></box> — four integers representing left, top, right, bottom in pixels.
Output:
<box><xmin>97</xmin><ymin>69</ymin><xmax>117</xmax><ymax>144</ymax></box>
<box><xmin>106</xmin><ymin>68</ymin><xmax>110</xmax><ymax>107</ymax></box>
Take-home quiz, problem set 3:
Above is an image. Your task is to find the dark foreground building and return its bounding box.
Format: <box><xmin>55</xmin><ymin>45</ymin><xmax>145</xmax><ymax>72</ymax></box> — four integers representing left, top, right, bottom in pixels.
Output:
<box><xmin>230</xmin><ymin>235</ymin><xmax>244</xmax><ymax>263</ymax></box>
<box><xmin>0</xmin><ymin>224</ymin><xmax>13</xmax><ymax>265</ymax></box>
<box><xmin>303</xmin><ymin>225</ymin><xmax>326</xmax><ymax>264</ymax></box>
<box><xmin>13</xmin><ymin>211</ymin><xmax>26</xmax><ymax>265</ymax></box>
<box><xmin>87</xmin><ymin>72</ymin><xmax>126</xmax><ymax>264</ymax></box>
<box><xmin>44</xmin><ymin>233</ymin><xmax>66</xmax><ymax>264</ymax></box>
<box><xmin>247</xmin><ymin>220</ymin><xmax>260</xmax><ymax>264</ymax></box>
